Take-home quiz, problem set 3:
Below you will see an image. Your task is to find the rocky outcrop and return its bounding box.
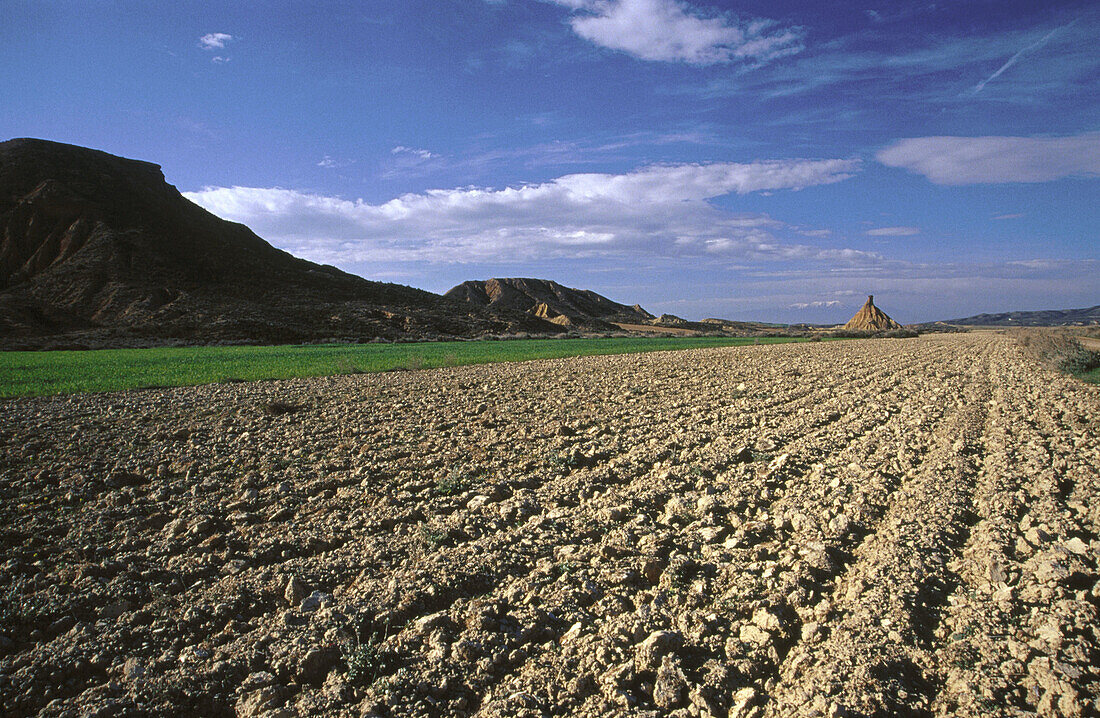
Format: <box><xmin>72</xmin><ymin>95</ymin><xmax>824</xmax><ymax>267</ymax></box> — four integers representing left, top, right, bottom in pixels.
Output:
<box><xmin>842</xmin><ymin>295</ymin><xmax>902</xmax><ymax>332</ymax></box>
<box><xmin>0</xmin><ymin>138</ymin><xmax>556</xmax><ymax>347</ymax></box>
<box><xmin>444</xmin><ymin>278</ymin><xmax>652</xmax><ymax>329</ymax></box>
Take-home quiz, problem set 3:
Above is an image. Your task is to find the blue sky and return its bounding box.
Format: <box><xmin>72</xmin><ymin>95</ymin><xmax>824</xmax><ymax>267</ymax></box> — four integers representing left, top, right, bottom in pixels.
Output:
<box><xmin>3</xmin><ymin>0</ymin><xmax>1098</xmax><ymax>323</ymax></box>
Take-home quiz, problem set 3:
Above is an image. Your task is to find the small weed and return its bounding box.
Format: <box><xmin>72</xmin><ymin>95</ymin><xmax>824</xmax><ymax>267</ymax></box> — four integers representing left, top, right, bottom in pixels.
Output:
<box><xmin>554</xmin><ymin>560</ymin><xmax>577</xmax><ymax>577</ymax></box>
<box><xmin>342</xmin><ymin>628</ymin><xmax>391</xmax><ymax>687</ymax></box>
<box><xmin>262</xmin><ymin>400</ymin><xmax>302</xmax><ymax>416</ymax></box>
<box><xmin>548</xmin><ymin>451</ymin><xmax>580</xmax><ymax>471</ymax></box>
<box><xmin>418</xmin><ymin>525</ymin><xmax>449</xmax><ymax>548</ymax></box>
<box><xmin>435</xmin><ymin>468</ymin><xmax>475</xmax><ymax>496</ymax></box>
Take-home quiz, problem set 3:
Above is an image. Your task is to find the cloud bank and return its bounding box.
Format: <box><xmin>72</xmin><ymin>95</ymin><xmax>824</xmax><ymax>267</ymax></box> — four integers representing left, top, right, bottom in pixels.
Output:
<box><xmin>877</xmin><ymin>133</ymin><xmax>1100</xmax><ymax>184</ymax></box>
<box><xmin>184</xmin><ymin>159</ymin><xmax>863</xmax><ymax>265</ymax></box>
<box><xmin>548</xmin><ymin>0</ymin><xmax>803</xmax><ymax>65</ymax></box>
<box><xmin>866</xmin><ymin>226</ymin><xmax>920</xmax><ymax>236</ymax></box>
<box><xmin>790</xmin><ymin>300</ymin><xmax>841</xmax><ymax>309</ymax></box>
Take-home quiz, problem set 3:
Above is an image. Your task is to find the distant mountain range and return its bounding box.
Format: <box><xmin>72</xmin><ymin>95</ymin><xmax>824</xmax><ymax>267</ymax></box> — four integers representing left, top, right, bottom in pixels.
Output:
<box><xmin>918</xmin><ymin>305</ymin><xmax>1100</xmax><ymax>328</ymax></box>
<box><xmin>2</xmin><ymin>139</ymin><xmax>1094</xmax><ymax>350</ymax></box>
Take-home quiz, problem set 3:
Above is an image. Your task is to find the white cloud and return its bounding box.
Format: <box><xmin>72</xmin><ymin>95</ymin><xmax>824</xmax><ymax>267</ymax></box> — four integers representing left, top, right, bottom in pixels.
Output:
<box><xmin>391</xmin><ymin>146</ymin><xmax>438</xmax><ymax>159</ymax></box>
<box><xmin>866</xmin><ymin>226</ymin><xmax>920</xmax><ymax>236</ymax></box>
<box><xmin>877</xmin><ymin>133</ymin><xmax>1100</xmax><ymax>184</ymax></box>
<box><xmin>199</xmin><ymin>33</ymin><xmax>234</xmax><ymax>50</ymax></box>
<box><xmin>790</xmin><ymin>300</ymin><xmax>842</xmax><ymax>309</ymax></box>
<box><xmin>547</xmin><ymin>0</ymin><xmax>803</xmax><ymax>65</ymax></box>
<box><xmin>993</xmin><ymin>213</ymin><xmax>1025</xmax><ymax>220</ymax></box>
<box><xmin>184</xmin><ymin>159</ymin><xmax>862</xmax><ymax>265</ymax></box>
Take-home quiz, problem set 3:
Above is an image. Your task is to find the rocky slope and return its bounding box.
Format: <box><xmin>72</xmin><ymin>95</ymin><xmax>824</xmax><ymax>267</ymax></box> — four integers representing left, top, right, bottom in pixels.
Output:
<box><xmin>842</xmin><ymin>296</ymin><xmax>902</xmax><ymax>333</ymax></box>
<box><xmin>1</xmin><ymin>333</ymin><xmax>1097</xmax><ymax>717</ymax></box>
<box><xmin>444</xmin><ymin>279</ymin><xmax>654</xmax><ymax>331</ymax></box>
<box><xmin>0</xmin><ymin>139</ymin><xmax>555</xmax><ymax>348</ymax></box>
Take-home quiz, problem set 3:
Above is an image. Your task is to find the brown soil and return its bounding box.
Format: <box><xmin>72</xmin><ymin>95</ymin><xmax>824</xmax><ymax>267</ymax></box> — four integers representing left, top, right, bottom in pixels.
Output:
<box><xmin>1</xmin><ymin>334</ymin><xmax>1098</xmax><ymax>717</ymax></box>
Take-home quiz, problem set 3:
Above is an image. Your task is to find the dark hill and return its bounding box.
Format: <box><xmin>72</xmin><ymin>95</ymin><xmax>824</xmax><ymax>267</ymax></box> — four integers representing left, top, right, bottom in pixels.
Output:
<box><xmin>936</xmin><ymin>305</ymin><xmax>1100</xmax><ymax>327</ymax></box>
<box><xmin>0</xmin><ymin>138</ymin><xmax>555</xmax><ymax>348</ymax></box>
<box><xmin>445</xmin><ymin>278</ymin><xmax>655</xmax><ymax>330</ymax></box>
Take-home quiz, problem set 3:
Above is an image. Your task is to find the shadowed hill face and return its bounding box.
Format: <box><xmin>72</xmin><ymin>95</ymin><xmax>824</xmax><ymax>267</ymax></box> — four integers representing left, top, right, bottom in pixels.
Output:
<box><xmin>941</xmin><ymin>305</ymin><xmax>1100</xmax><ymax>326</ymax></box>
<box><xmin>0</xmin><ymin>139</ymin><xmax>554</xmax><ymax>347</ymax></box>
<box><xmin>444</xmin><ymin>278</ymin><xmax>655</xmax><ymax>328</ymax></box>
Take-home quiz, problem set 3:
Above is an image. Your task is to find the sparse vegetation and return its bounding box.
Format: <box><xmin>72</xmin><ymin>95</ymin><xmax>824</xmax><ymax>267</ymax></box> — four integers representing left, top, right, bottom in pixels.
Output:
<box><xmin>435</xmin><ymin>468</ymin><xmax>480</xmax><ymax>496</ymax></box>
<box><xmin>341</xmin><ymin>628</ymin><xmax>391</xmax><ymax>688</ymax></box>
<box><xmin>262</xmin><ymin>400</ymin><xmax>302</xmax><ymax>415</ymax></box>
<box><xmin>1017</xmin><ymin>329</ymin><xmax>1100</xmax><ymax>380</ymax></box>
<box><xmin>0</xmin><ymin>336</ymin><xmax>811</xmax><ymax>398</ymax></box>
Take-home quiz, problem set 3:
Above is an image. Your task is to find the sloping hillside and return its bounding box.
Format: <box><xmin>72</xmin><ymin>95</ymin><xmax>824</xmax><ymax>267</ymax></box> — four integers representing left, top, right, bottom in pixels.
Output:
<box><xmin>0</xmin><ymin>139</ymin><xmax>555</xmax><ymax>348</ymax></box>
<box><xmin>445</xmin><ymin>278</ymin><xmax>654</xmax><ymax>330</ymax></box>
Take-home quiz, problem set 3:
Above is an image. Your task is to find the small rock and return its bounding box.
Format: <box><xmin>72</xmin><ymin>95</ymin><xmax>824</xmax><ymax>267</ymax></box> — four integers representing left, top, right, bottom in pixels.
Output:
<box><xmin>299</xmin><ymin>591</ymin><xmax>331</xmax><ymax>612</ymax></box>
<box><xmin>1063</xmin><ymin>537</ymin><xmax>1088</xmax><ymax>555</ymax></box>
<box><xmin>652</xmin><ymin>655</ymin><xmax>686</xmax><ymax>709</ymax></box>
<box><xmin>641</xmin><ymin>558</ymin><xmax>667</xmax><ymax>584</ymax></box>
<box><xmin>635</xmin><ymin>630</ymin><xmax>681</xmax><ymax>671</ymax></box>
<box><xmin>1035</xmin><ymin>559</ymin><xmax>1069</xmax><ymax>585</ymax></box>
<box><xmin>99</xmin><ymin>600</ymin><xmax>131</xmax><ymax>620</ymax></box>
<box><xmin>236</xmin><ymin>686</ymin><xmax>288</xmax><ymax>717</ymax></box>
<box><xmin>284</xmin><ymin>576</ymin><xmax>306</xmax><ymax>605</ymax></box>
<box><xmin>298</xmin><ymin>647</ymin><xmax>340</xmax><ymax>685</ymax></box>
<box><xmin>122</xmin><ymin>658</ymin><xmax>145</xmax><ymax>680</ymax></box>
<box><xmin>414</xmin><ymin>611</ymin><xmax>450</xmax><ymax>635</ymax></box>
<box><xmin>1025</xmin><ymin>527</ymin><xmax>1050</xmax><ymax>547</ymax></box>
<box><xmin>467</xmin><ymin>495</ymin><xmax>491</xmax><ymax>510</ymax></box>
<box><xmin>739</xmin><ymin>624</ymin><xmax>771</xmax><ymax>646</ymax></box>
<box><xmin>752</xmin><ymin>608</ymin><xmax>781</xmax><ymax>632</ymax></box>
<box><xmin>561</xmin><ymin>622</ymin><xmax>584</xmax><ymax>645</ymax></box>
<box><xmin>731</xmin><ymin>446</ymin><xmax>753</xmax><ymax>464</ymax></box>
<box><xmin>730</xmin><ymin>686</ymin><xmax>758</xmax><ymax>718</ymax></box>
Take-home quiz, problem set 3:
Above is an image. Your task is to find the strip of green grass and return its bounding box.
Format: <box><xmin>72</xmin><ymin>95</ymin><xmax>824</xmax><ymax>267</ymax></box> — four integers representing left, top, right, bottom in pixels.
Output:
<box><xmin>1081</xmin><ymin>367</ymin><xmax>1100</xmax><ymax>384</ymax></box>
<box><xmin>0</xmin><ymin>336</ymin><xmax>807</xmax><ymax>398</ymax></box>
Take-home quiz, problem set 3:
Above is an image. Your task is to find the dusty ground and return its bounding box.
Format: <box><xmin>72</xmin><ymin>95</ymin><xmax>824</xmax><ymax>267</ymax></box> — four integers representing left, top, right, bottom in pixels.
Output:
<box><xmin>1</xmin><ymin>333</ymin><xmax>1098</xmax><ymax>717</ymax></box>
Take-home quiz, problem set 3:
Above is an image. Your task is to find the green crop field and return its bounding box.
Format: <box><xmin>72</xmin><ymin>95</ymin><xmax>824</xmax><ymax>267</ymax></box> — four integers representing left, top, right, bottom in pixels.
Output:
<box><xmin>0</xmin><ymin>336</ymin><xmax>809</xmax><ymax>398</ymax></box>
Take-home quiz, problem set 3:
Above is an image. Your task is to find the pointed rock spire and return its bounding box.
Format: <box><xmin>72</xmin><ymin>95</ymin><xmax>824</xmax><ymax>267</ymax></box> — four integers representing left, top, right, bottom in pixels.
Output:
<box><xmin>843</xmin><ymin>295</ymin><xmax>902</xmax><ymax>332</ymax></box>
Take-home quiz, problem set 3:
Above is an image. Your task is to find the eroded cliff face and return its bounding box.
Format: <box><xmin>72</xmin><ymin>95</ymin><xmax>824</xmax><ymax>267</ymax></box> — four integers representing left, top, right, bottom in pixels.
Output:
<box><xmin>445</xmin><ymin>277</ymin><xmax>655</xmax><ymax>330</ymax></box>
<box><xmin>0</xmin><ymin>139</ymin><xmax>556</xmax><ymax>347</ymax></box>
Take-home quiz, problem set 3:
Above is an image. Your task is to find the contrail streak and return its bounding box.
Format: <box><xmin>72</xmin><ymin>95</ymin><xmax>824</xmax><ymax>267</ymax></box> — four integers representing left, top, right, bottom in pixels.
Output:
<box><xmin>972</xmin><ymin>19</ymin><xmax>1076</xmax><ymax>93</ymax></box>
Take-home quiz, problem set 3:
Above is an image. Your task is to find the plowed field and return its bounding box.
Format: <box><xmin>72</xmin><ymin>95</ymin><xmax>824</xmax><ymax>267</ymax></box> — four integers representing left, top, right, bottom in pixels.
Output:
<box><xmin>2</xmin><ymin>333</ymin><xmax>1098</xmax><ymax>717</ymax></box>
